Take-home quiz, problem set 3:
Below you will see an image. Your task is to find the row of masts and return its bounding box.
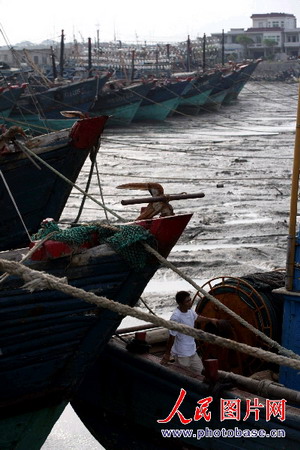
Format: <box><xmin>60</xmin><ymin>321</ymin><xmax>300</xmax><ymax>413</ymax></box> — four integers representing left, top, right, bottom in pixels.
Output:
<box><xmin>45</xmin><ymin>30</ymin><xmax>227</xmax><ymax>82</ymax></box>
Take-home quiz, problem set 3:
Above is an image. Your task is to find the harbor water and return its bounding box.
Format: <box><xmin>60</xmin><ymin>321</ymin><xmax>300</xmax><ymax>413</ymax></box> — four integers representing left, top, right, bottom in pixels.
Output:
<box><xmin>43</xmin><ymin>80</ymin><xmax>298</xmax><ymax>449</ymax></box>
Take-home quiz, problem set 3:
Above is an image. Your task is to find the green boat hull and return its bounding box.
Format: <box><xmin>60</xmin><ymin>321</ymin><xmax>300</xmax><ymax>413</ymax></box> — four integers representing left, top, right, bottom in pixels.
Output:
<box><xmin>95</xmin><ymin>102</ymin><xmax>142</xmax><ymax>126</ymax></box>
<box><xmin>0</xmin><ymin>401</ymin><xmax>67</xmax><ymax>450</ymax></box>
<box><xmin>176</xmin><ymin>88</ymin><xmax>213</xmax><ymax>114</ymax></box>
<box><xmin>5</xmin><ymin>114</ymin><xmax>77</xmax><ymax>134</ymax></box>
<box><xmin>133</xmin><ymin>97</ymin><xmax>179</xmax><ymax>121</ymax></box>
<box><xmin>201</xmin><ymin>90</ymin><xmax>228</xmax><ymax>111</ymax></box>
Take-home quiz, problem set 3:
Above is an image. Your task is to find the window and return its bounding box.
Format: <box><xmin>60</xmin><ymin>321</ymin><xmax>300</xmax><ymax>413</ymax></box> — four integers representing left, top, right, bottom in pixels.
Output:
<box><xmin>267</xmin><ymin>35</ymin><xmax>280</xmax><ymax>43</ymax></box>
<box><xmin>33</xmin><ymin>55</ymin><xmax>39</xmax><ymax>64</ymax></box>
<box><xmin>258</xmin><ymin>22</ymin><xmax>264</xmax><ymax>27</ymax></box>
<box><xmin>287</xmin><ymin>35</ymin><xmax>298</xmax><ymax>43</ymax></box>
<box><xmin>272</xmin><ymin>21</ymin><xmax>279</xmax><ymax>27</ymax></box>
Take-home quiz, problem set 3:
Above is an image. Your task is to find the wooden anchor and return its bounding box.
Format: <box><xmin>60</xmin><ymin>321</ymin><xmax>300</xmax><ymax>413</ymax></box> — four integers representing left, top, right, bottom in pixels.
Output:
<box><xmin>121</xmin><ymin>192</ymin><xmax>205</xmax><ymax>205</ymax></box>
<box><xmin>118</xmin><ymin>183</ymin><xmax>205</xmax><ymax>220</ymax></box>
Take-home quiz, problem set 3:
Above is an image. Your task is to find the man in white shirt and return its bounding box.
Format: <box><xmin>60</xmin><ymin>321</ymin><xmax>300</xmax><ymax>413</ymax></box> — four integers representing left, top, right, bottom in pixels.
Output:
<box><xmin>161</xmin><ymin>291</ymin><xmax>203</xmax><ymax>373</ymax></box>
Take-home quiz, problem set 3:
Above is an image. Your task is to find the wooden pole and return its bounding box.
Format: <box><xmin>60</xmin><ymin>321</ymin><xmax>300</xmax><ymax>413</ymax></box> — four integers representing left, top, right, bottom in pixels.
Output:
<box><xmin>286</xmin><ymin>81</ymin><xmax>300</xmax><ymax>290</ymax></box>
<box><xmin>59</xmin><ymin>30</ymin><xmax>64</xmax><ymax>78</ymax></box>
<box><xmin>88</xmin><ymin>37</ymin><xmax>92</xmax><ymax>77</ymax></box>
<box><xmin>50</xmin><ymin>46</ymin><xmax>57</xmax><ymax>80</ymax></box>
<box><xmin>221</xmin><ymin>29</ymin><xmax>225</xmax><ymax>66</ymax></box>
<box><xmin>202</xmin><ymin>33</ymin><xmax>206</xmax><ymax>72</ymax></box>
<box><xmin>121</xmin><ymin>192</ymin><xmax>205</xmax><ymax>205</ymax></box>
<box><xmin>186</xmin><ymin>35</ymin><xmax>191</xmax><ymax>72</ymax></box>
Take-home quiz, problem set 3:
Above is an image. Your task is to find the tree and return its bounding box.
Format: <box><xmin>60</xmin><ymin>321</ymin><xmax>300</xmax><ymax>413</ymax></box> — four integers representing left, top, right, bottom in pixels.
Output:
<box><xmin>263</xmin><ymin>39</ymin><xmax>277</xmax><ymax>59</ymax></box>
<box><xmin>236</xmin><ymin>35</ymin><xmax>254</xmax><ymax>59</ymax></box>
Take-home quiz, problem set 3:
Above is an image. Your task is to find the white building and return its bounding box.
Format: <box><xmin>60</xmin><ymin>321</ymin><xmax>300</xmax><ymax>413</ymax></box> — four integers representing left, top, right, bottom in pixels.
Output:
<box><xmin>212</xmin><ymin>12</ymin><xmax>300</xmax><ymax>61</ymax></box>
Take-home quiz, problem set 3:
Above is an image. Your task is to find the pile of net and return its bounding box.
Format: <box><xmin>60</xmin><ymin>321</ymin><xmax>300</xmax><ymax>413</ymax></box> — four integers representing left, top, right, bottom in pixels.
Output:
<box><xmin>32</xmin><ymin>221</ymin><xmax>157</xmax><ymax>270</ymax></box>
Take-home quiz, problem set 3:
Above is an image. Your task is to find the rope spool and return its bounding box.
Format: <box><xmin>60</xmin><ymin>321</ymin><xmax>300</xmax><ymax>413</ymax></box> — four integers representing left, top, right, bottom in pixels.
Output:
<box><xmin>194</xmin><ymin>271</ymin><xmax>285</xmax><ymax>376</ymax></box>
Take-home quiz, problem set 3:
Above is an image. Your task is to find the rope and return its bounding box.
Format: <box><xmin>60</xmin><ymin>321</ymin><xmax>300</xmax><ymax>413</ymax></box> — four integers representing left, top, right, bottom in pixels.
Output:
<box><xmin>1</xmin><ymin>257</ymin><xmax>300</xmax><ymax>371</ymax></box>
<box><xmin>95</xmin><ymin>159</ymin><xmax>110</xmax><ymax>223</ymax></box>
<box><xmin>143</xmin><ymin>243</ymin><xmax>300</xmax><ymax>361</ymax></box>
<box><xmin>0</xmin><ymin>169</ymin><xmax>32</xmax><ymax>242</ymax></box>
<box><xmin>73</xmin><ymin>144</ymin><xmax>100</xmax><ymax>224</ymax></box>
<box><xmin>15</xmin><ymin>140</ymin><xmax>124</xmax><ymax>222</ymax></box>
<box><xmin>0</xmin><ymin>230</ymin><xmax>58</xmax><ymax>285</ymax></box>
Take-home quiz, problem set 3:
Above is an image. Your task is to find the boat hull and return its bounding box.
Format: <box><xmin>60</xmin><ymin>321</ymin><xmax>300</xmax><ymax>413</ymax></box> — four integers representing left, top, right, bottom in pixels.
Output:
<box><xmin>90</xmin><ymin>82</ymin><xmax>152</xmax><ymax>126</ymax></box>
<box><xmin>0</xmin><ymin>116</ymin><xmax>108</xmax><ymax>251</ymax></box>
<box><xmin>7</xmin><ymin>75</ymin><xmax>110</xmax><ymax>132</ymax></box>
<box><xmin>0</xmin><ymin>85</ymin><xmax>26</xmax><ymax>118</ymax></box>
<box><xmin>0</xmin><ymin>213</ymin><xmax>191</xmax><ymax>449</ymax></box>
<box><xmin>72</xmin><ymin>337</ymin><xmax>300</xmax><ymax>449</ymax></box>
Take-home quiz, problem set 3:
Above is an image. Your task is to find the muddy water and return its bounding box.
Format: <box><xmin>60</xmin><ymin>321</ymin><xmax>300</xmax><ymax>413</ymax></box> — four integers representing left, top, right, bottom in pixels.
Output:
<box><xmin>42</xmin><ymin>81</ymin><xmax>299</xmax><ymax>449</ymax></box>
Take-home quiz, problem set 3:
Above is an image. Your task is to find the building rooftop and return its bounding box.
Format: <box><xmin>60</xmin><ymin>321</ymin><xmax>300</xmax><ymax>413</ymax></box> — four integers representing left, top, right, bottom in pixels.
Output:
<box><xmin>246</xmin><ymin>27</ymin><xmax>283</xmax><ymax>32</ymax></box>
<box><xmin>251</xmin><ymin>13</ymin><xmax>295</xmax><ymax>18</ymax></box>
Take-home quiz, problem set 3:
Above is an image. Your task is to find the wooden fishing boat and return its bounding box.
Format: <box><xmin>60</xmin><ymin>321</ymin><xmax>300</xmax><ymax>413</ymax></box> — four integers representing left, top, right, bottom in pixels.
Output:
<box><xmin>90</xmin><ymin>81</ymin><xmax>153</xmax><ymax>126</ymax></box>
<box><xmin>0</xmin><ymin>205</ymin><xmax>192</xmax><ymax>449</ymax></box>
<box><xmin>6</xmin><ymin>73</ymin><xmax>110</xmax><ymax>134</ymax></box>
<box><xmin>201</xmin><ymin>60</ymin><xmax>261</xmax><ymax>111</ymax></box>
<box><xmin>221</xmin><ymin>60</ymin><xmax>261</xmax><ymax>105</ymax></box>
<box><xmin>72</xmin><ymin>316</ymin><xmax>300</xmax><ymax>449</ymax></box>
<box><xmin>0</xmin><ymin>115</ymin><xmax>108</xmax><ymax>251</ymax></box>
<box><xmin>175</xmin><ymin>71</ymin><xmax>222</xmax><ymax>115</ymax></box>
<box><xmin>133</xmin><ymin>79</ymin><xmax>191</xmax><ymax>121</ymax></box>
<box><xmin>71</xmin><ymin>67</ymin><xmax>300</xmax><ymax>450</ymax></box>
<box><xmin>0</xmin><ymin>83</ymin><xmax>27</xmax><ymax>118</ymax></box>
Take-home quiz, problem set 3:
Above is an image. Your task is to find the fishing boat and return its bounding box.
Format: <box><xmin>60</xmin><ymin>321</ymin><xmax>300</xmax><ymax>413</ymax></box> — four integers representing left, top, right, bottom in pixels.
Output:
<box><xmin>0</xmin><ymin>187</ymin><xmax>193</xmax><ymax>449</ymax></box>
<box><xmin>72</xmin><ymin>270</ymin><xmax>300</xmax><ymax>449</ymax></box>
<box><xmin>175</xmin><ymin>71</ymin><xmax>222</xmax><ymax>115</ymax></box>
<box><xmin>0</xmin><ymin>115</ymin><xmax>108</xmax><ymax>251</ymax></box>
<box><xmin>220</xmin><ymin>59</ymin><xmax>261</xmax><ymax>105</ymax></box>
<box><xmin>133</xmin><ymin>79</ymin><xmax>191</xmax><ymax>121</ymax></box>
<box><xmin>0</xmin><ymin>83</ymin><xmax>27</xmax><ymax>118</ymax></box>
<box><xmin>200</xmin><ymin>60</ymin><xmax>261</xmax><ymax>112</ymax></box>
<box><xmin>6</xmin><ymin>73</ymin><xmax>111</xmax><ymax>134</ymax></box>
<box><xmin>71</xmin><ymin>74</ymin><xmax>300</xmax><ymax>450</ymax></box>
<box><xmin>89</xmin><ymin>80</ymin><xmax>153</xmax><ymax>126</ymax></box>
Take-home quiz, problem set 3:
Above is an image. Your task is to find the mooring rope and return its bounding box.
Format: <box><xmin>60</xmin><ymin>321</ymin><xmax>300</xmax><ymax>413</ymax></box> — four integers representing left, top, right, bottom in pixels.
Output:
<box><xmin>0</xmin><ymin>169</ymin><xmax>32</xmax><ymax>243</ymax></box>
<box><xmin>1</xmin><ymin>257</ymin><xmax>300</xmax><ymax>371</ymax></box>
<box><xmin>4</xmin><ymin>138</ymin><xmax>298</xmax><ymax>362</ymax></box>
<box><xmin>142</xmin><ymin>243</ymin><xmax>300</xmax><ymax>361</ymax></box>
<box><xmin>0</xmin><ymin>230</ymin><xmax>58</xmax><ymax>285</ymax></box>
<box><xmin>15</xmin><ymin>140</ymin><xmax>124</xmax><ymax>222</ymax></box>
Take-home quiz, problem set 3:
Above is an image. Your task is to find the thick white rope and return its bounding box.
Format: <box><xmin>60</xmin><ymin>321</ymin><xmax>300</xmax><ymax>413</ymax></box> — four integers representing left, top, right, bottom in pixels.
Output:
<box><xmin>1</xmin><ymin>258</ymin><xmax>300</xmax><ymax>371</ymax></box>
<box><xmin>144</xmin><ymin>243</ymin><xmax>300</xmax><ymax>361</ymax></box>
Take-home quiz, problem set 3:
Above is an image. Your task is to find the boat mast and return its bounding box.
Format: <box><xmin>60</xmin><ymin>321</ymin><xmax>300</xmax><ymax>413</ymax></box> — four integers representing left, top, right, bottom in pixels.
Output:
<box><xmin>131</xmin><ymin>50</ymin><xmax>135</xmax><ymax>82</ymax></box>
<box><xmin>221</xmin><ymin>29</ymin><xmax>225</xmax><ymax>66</ymax></box>
<box><xmin>186</xmin><ymin>35</ymin><xmax>191</xmax><ymax>72</ymax></box>
<box><xmin>50</xmin><ymin>46</ymin><xmax>57</xmax><ymax>79</ymax></box>
<box><xmin>88</xmin><ymin>37</ymin><xmax>92</xmax><ymax>77</ymax></box>
<box><xmin>286</xmin><ymin>82</ymin><xmax>300</xmax><ymax>290</ymax></box>
<box><xmin>202</xmin><ymin>33</ymin><xmax>206</xmax><ymax>72</ymax></box>
<box><xmin>59</xmin><ymin>29</ymin><xmax>64</xmax><ymax>78</ymax></box>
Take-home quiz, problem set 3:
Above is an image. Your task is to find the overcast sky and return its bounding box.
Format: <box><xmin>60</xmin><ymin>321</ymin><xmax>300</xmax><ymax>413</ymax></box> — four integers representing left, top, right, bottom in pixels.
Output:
<box><xmin>1</xmin><ymin>0</ymin><xmax>300</xmax><ymax>45</ymax></box>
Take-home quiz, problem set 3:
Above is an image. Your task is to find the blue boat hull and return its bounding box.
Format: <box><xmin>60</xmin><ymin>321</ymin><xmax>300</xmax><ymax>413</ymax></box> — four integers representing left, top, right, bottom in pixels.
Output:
<box><xmin>8</xmin><ymin>75</ymin><xmax>110</xmax><ymax>130</ymax></box>
<box><xmin>0</xmin><ymin>116</ymin><xmax>108</xmax><ymax>251</ymax></box>
<box><xmin>0</xmin><ymin>85</ymin><xmax>26</xmax><ymax>118</ymax></box>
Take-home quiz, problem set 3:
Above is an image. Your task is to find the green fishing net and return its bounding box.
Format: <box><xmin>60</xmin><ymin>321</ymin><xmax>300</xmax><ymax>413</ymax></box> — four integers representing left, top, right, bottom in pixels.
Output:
<box><xmin>31</xmin><ymin>221</ymin><xmax>157</xmax><ymax>270</ymax></box>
